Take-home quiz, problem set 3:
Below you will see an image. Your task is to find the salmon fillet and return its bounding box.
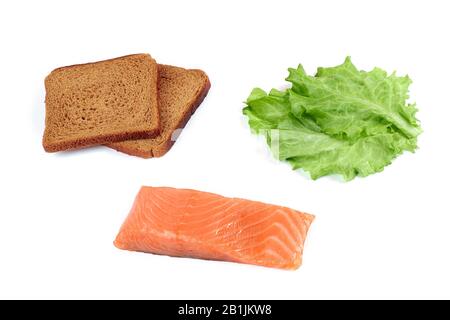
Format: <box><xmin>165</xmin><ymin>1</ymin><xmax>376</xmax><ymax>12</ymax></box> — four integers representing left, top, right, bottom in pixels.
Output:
<box><xmin>114</xmin><ymin>187</ymin><xmax>314</xmax><ymax>270</ymax></box>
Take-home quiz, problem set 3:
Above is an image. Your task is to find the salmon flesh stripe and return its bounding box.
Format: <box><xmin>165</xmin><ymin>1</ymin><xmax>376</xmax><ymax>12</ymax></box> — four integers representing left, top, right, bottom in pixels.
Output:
<box><xmin>114</xmin><ymin>186</ymin><xmax>315</xmax><ymax>270</ymax></box>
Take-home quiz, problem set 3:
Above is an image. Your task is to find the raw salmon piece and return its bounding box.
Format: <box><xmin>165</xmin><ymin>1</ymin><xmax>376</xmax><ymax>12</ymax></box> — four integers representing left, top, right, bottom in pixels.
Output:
<box><xmin>114</xmin><ymin>187</ymin><xmax>314</xmax><ymax>270</ymax></box>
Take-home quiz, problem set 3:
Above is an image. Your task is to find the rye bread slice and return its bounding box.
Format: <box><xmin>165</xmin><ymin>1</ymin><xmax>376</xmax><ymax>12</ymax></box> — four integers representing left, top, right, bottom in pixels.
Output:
<box><xmin>107</xmin><ymin>65</ymin><xmax>210</xmax><ymax>158</ymax></box>
<box><xmin>43</xmin><ymin>54</ymin><xmax>160</xmax><ymax>152</ymax></box>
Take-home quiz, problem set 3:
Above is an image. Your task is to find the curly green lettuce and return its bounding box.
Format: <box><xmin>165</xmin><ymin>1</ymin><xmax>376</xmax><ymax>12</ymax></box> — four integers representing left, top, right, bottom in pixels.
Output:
<box><xmin>243</xmin><ymin>57</ymin><xmax>421</xmax><ymax>181</ymax></box>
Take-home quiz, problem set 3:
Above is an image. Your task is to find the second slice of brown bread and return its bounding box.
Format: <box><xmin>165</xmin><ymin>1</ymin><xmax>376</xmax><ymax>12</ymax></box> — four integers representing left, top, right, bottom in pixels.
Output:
<box><xmin>107</xmin><ymin>65</ymin><xmax>210</xmax><ymax>158</ymax></box>
<box><xmin>43</xmin><ymin>54</ymin><xmax>160</xmax><ymax>152</ymax></box>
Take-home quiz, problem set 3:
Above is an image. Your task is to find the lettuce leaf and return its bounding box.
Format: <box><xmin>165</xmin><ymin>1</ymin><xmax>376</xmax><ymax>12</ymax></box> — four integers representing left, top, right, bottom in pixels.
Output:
<box><xmin>243</xmin><ymin>57</ymin><xmax>421</xmax><ymax>181</ymax></box>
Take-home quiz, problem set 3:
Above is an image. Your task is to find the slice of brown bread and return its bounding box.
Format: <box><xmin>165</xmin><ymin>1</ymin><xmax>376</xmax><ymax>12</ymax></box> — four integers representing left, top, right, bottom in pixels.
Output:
<box><xmin>43</xmin><ymin>54</ymin><xmax>160</xmax><ymax>152</ymax></box>
<box><xmin>107</xmin><ymin>65</ymin><xmax>210</xmax><ymax>158</ymax></box>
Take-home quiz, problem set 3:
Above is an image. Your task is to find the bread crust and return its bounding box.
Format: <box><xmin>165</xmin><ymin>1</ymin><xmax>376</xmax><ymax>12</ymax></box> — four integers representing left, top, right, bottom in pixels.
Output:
<box><xmin>108</xmin><ymin>69</ymin><xmax>210</xmax><ymax>158</ymax></box>
<box><xmin>45</xmin><ymin>54</ymin><xmax>150</xmax><ymax>79</ymax></box>
<box><xmin>43</xmin><ymin>54</ymin><xmax>160</xmax><ymax>152</ymax></box>
<box><xmin>43</xmin><ymin>128</ymin><xmax>160</xmax><ymax>152</ymax></box>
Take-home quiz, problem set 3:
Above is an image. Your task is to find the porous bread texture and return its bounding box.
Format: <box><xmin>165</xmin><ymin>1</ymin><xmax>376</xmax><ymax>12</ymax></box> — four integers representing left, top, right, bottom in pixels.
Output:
<box><xmin>108</xmin><ymin>64</ymin><xmax>210</xmax><ymax>158</ymax></box>
<box><xmin>43</xmin><ymin>54</ymin><xmax>160</xmax><ymax>152</ymax></box>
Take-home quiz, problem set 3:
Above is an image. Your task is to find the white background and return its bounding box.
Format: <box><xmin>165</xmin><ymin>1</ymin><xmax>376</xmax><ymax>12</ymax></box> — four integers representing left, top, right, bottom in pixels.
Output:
<box><xmin>0</xmin><ymin>0</ymin><xmax>449</xmax><ymax>300</ymax></box>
